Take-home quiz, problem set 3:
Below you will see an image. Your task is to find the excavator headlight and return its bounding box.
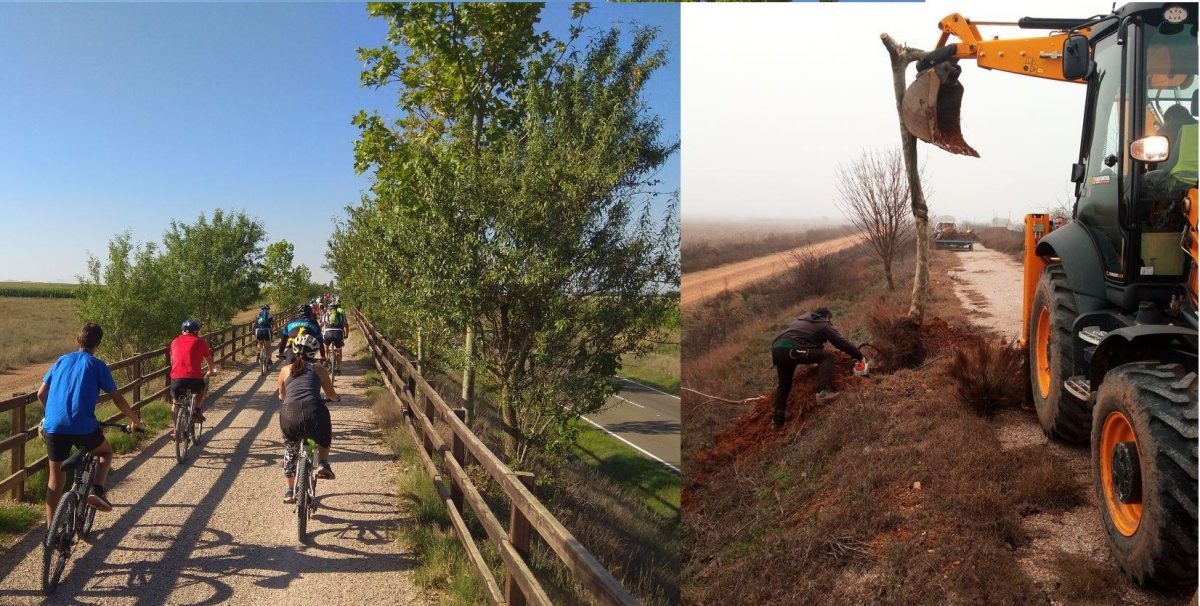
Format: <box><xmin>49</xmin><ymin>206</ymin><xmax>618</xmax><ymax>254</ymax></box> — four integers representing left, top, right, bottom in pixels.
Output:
<box><xmin>1130</xmin><ymin>135</ymin><xmax>1170</xmax><ymax>163</ymax></box>
<box><xmin>1163</xmin><ymin>6</ymin><xmax>1188</xmax><ymax>24</ymax></box>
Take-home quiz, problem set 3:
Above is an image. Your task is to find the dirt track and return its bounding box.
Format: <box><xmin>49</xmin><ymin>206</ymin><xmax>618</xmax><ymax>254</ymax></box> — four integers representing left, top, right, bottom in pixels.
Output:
<box><xmin>943</xmin><ymin>245</ymin><xmax>1185</xmax><ymax>605</ymax></box>
<box><xmin>680</xmin><ymin>234</ymin><xmax>860</xmax><ymax>308</ymax></box>
<box><xmin>0</xmin><ymin>338</ymin><xmax>426</xmax><ymax>605</ymax></box>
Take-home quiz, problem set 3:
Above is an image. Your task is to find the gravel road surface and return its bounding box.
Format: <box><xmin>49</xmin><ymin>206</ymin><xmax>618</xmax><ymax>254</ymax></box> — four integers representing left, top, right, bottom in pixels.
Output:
<box><xmin>0</xmin><ymin>338</ymin><xmax>425</xmax><ymax>605</ymax></box>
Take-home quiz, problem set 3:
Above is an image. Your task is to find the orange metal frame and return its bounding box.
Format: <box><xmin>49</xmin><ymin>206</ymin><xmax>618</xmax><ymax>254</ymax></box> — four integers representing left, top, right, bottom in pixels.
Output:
<box><xmin>1020</xmin><ymin>214</ymin><xmax>1052</xmax><ymax>349</ymax></box>
<box><xmin>933</xmin><ymin>13</ymin><xmax>1090</xmax><ymax>83</ymax></box>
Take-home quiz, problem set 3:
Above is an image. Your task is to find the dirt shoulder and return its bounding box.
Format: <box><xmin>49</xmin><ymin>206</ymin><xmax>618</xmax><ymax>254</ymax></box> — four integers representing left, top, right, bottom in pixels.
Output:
<box><xmin>680</xmin><ymin>234</ymin><xmax>860</xmax><ymax>309</ymax></box>
<box><xmin>0</xmin><ymin>338</ymin><xmax>426</xmax><ymax>604</ymax></box>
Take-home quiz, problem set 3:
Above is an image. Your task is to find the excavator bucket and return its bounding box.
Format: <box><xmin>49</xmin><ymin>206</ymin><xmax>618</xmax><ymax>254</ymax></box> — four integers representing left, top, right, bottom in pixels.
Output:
<box><xmin>901</xmin><ymin>61</ymin><xmax>979</xmax><ymax>157</ymax></box>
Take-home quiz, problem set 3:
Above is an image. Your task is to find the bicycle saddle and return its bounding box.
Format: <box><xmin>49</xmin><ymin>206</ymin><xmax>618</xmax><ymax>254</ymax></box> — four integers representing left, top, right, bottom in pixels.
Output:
<box><xmin>61</xmin><ymin>448</ymin><xmax>87</xmax><ymax>471</ymax></box>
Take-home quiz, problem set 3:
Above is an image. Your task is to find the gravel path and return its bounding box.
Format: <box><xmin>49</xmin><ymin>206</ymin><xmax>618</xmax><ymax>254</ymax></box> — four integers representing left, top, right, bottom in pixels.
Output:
<box><xmin>0</xmin><ymin>337</ymin><xmax>425</xmax><ymax>605</ymax></box>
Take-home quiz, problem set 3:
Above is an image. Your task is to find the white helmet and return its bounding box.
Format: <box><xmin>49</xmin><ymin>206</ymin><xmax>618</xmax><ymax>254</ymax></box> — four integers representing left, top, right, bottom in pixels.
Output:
<box><xmin>291</xmin><ymin>332</ymin><xmax>320</xmax><ymax>359</ymax></box>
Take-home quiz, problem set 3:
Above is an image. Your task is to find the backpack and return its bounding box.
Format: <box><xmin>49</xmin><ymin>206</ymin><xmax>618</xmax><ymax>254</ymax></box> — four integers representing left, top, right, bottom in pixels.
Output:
<box><xmin>326</xmin><ymin>307</ymin><xmax>344</xmax><ymax>327</ymax></box>
<box><xmin>255</xmin><ymin>310</ymin><xmax>271</xmax><ymax>328</ymax></box>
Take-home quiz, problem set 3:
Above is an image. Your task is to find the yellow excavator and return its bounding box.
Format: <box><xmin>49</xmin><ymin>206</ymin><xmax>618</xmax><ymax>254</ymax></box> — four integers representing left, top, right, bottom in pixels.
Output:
<box><xmin>904</xmin><ymin>3</ymin><xmax>1197</xmax><ymax>588</ymax></box>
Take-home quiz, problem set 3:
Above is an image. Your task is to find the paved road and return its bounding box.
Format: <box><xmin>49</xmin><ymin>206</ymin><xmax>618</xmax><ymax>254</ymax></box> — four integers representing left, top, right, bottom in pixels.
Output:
<box><xmin>0</xmin><ymin>339</ymin><xmax>425</xmax><ymax>605</ymax></box>
<box><xmin>584</xmin><ymin>378</ymin><xmax>681</xmax><ymax>473</ymax></box>
<box><xmin>680</xmin><ymin>234</ymin><xmax>861</xmax><ymax>309</ymax></box>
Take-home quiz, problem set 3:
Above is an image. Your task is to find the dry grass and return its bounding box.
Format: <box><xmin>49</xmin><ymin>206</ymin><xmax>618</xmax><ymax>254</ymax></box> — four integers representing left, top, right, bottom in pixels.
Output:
<box><xmin>0</xmin><ymin>297</ymin><xmax>79</xmax><ymax>372</ymax></box>
<box><xmin>863</xmin><ymin>304</ymin><xmax>925</xmax><ymax>370</ymax></box>
<box><xmin>1052</xmin><ymin>550</ymin><xmax>1122</xmax><ymax>601</ymax></box>
<box><xmin>679</xmin><ymin>251</ymin><xmax>1128</xmax><ymax>605</ymax></box>
<box><xmin>972</xmin><ymin>227</ymin><xmax>1025</xmax><ymax>261</ymax></box>
<box><xmin>947</xmin><ymin>337</ymin><xmax>1025</xmax><ymax>417</ymax></box>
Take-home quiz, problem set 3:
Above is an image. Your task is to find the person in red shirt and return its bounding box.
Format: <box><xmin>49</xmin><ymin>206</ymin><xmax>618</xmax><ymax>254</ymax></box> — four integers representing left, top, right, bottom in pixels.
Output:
<box><xmin>169</xmin><ymin>320</ymin><xmax>216</xmax><ymax>424</ymax></box>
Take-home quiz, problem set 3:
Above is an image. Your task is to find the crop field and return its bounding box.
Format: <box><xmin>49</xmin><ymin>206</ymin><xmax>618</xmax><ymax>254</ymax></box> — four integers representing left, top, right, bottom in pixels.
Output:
<box><xmin>0</xmin><ymin>281</ymin><xmax>77</xmax><ymax>299</ymax></box>
<box><xmin>0</xmin><ymin>297</ymin><xmax>79</xmax><ymax>372</ymax></box>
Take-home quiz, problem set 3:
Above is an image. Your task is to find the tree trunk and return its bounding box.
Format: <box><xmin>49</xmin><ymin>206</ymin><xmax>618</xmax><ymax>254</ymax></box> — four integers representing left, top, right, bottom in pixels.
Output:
<box><xmin>499</xmin><ymin>382</ymin><xmax>519</xmax><ymax>461</ymax></box>
<box><xmin>461</xmin><ymin>325</ymin><xmax>475</xmax><ymax>415</ymax></box>
<box><xmin>883</xmin><ymin>258</ymin><xmax>896</xmax><ymax>292</ymax></box>
<box><xmin>881</xmin><ymin>33</ymin><xmax>931</xmax><ymax>324</ymax></box>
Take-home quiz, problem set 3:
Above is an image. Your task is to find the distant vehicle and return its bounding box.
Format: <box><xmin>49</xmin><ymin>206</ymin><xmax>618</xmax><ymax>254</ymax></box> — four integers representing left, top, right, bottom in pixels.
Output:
<box><xmin>933</xmin><ymin>221</ymin><xmax>976</xmax><ymax>250</ymax></box>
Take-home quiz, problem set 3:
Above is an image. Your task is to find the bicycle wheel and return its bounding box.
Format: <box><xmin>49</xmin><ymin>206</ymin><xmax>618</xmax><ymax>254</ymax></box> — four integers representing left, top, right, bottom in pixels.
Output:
<box><xmin>193</xmin><ymin>413</ymin><xmax>204</xmax><ymax>446</ymax></box>
<box><xmin>42</xmin><ymin>491</ymin><xmax>78</xmax><ymax>595</ymax></box>
<box><xmin>309</xmin><ymin>463</ymin><xmax>319</xmax><ymax>516</ymax></box>
<box><xmin>174</xmin><ymin>405</ymin><xmax>191</xmax><ymax>463</ymax></box>
<box><xmin>295</xmin><ymin>455</ymin><xmax>309</xmax><ymax>543</ymax></box>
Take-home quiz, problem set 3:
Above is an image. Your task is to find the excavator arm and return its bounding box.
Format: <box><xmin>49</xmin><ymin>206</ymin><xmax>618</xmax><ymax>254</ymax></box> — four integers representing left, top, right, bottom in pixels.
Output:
<box><xmin>903</xmin><ymin>14</ymin><xmax>1093</xmax><ymax>156</ymax></box>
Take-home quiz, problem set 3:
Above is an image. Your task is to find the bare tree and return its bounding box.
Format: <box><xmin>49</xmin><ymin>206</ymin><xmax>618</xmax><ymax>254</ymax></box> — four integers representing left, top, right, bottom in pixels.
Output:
<box><xmin>835</xmin><ymin>148</ymin><xmax>917</xmax><ymax>291</ymax></box>
<box><xmin>881</xmin><ymin>33</ymin><xmax>933</xmax><ymax>323</ymax></box>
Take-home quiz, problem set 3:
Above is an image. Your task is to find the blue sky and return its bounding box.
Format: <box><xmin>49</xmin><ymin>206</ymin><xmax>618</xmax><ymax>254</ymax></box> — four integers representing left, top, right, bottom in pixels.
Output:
<box><xmin>0</xmin><ymin>2</ymin><xmax>680</xmax><ymax>283</ymax></box>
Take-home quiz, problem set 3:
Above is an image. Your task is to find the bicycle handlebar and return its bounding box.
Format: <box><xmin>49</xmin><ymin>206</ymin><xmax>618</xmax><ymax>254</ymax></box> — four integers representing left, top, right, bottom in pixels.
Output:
<box><xmin>99</xmin><ymin>421</ymin><xmax>143</xmax><ymax>434</ymax></box>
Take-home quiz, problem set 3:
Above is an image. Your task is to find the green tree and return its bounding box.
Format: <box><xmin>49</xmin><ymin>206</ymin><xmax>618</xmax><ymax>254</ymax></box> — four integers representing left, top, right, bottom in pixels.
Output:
<box><xmin>161</xmin><ymin>210</ymin><xmax>265</xmax><ymax>330</ymax></box>
<box><xmin>262</xmin><ymin>240</ymin><xmax>314</xmax><ymax>314</ymax></box>
<box><xmin>77</xmin><ymin>234</ymin><xmax>179</xmax><ymax>359</ymax></box>
<box><xmin>76</xmin><ymin>211</ymin><xmax>266</xmax><ymax>361</ymax></box>
<box><xmin>331</xmin><ymin>5</ymin><xmax>679</xmax><ymax>462</ymax></box>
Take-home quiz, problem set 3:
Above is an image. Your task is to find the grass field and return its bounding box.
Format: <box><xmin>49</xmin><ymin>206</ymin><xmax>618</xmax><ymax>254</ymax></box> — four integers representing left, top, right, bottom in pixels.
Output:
<box><xmin>619</xmin><ymin>326</ymin><xmax>680</xmax><ymax>395</ymax></box>
<box><xmin>0</xmin><ymin>297</ymin><xmax>79</xmax><ymax>372</ymax></box>
<box><xmin>573</xmin><ymin>421</ymin><xmax>680</xmax><ymax>518</ymax></box>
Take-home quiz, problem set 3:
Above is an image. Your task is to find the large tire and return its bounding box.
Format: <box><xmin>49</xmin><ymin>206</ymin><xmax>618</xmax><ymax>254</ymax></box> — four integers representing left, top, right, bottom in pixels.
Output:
<box><xmin>1028</xmin><ymin>265</ymin><xmax>1090</xmax><ymax>442</ymax></box>
<box><xmin>1092</xmin><ymin>362</ymin><xmax>1198</xmax><ymax>587</ymax></box>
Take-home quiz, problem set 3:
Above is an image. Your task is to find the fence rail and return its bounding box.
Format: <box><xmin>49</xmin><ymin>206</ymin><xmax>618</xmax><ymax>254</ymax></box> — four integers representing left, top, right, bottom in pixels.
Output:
<box><xmin>354</xmin><ymin>309</ymin><xmax>638</xmax><ymax>606</ymax></box>
<box><xmin>0</xmin><ymin>316</ymin><xmax>284</xmax><ymax>501</ymax></box>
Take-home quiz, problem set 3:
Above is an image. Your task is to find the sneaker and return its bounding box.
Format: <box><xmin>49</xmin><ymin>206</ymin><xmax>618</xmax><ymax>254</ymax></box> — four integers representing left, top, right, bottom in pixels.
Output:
<box><xmin>316</xmin><ymin>461</ymin><xmax>335</xmax><ymax>480</ymax></box>
<box><xmin>191</xmin><ymin>409</ymin><xmax>206</xmax><ymax>423</ymax></box>
<box><xmin>87</xmin><ymin>485</ymin><xmax>113</xmax><ymax>512</ymax></box>
<box><xmin>283</xmin><ymin>488</ymin><xmax>296</xmax><ymax>504</ymax></box>
<box><xmin>816</xmin><ymin>389</ymin><xmax>840</xmax><ymax>403</ymax></box>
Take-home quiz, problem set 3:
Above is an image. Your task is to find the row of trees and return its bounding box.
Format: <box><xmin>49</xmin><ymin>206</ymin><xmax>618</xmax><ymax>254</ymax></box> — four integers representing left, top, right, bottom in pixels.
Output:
<box><xmin>76</xmin><ymin>210</ymin><xmax>315</xmax><ymax>361</ymax></box>
<box><xmin>329</xmin><ymin>3</ymin><xmax>679</xmax><ymax>463</ymax></box>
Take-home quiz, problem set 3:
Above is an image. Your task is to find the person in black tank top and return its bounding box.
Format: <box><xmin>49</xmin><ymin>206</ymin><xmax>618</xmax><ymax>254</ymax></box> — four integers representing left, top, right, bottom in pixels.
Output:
<box><xmin>277</xmin><ymin>333</ymin><xmax>340</xmax><ymax>503</ymax></box>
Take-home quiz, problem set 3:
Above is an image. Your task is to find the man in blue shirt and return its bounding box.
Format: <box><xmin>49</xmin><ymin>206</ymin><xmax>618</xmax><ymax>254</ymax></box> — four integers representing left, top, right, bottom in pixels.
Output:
<box><xmin>38</xmin><ymin>323</ymin><xmax>142</xmax><ymax>527</ymax></box>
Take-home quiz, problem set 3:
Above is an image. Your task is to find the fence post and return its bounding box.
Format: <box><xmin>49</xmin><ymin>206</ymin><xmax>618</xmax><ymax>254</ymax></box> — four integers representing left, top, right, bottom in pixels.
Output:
<box><xmin>163</xmin><ymin>351</ymin><xmax>172</xmax><ymax>403</ymax></box>
<box><xmin>461</xmin><ymin>326</ymin><xmax>475</xmax><ymax>414</ymax></box>
<box><xmin>11</xmin><ymin>403</ymin><xmax>25</xmax><ymax>501</ymax></box>
<box><xmin>133</xmin><ymin>358</ymin><xmax>142</xmax><ymax>406</ymax></box>
<box><xmin>450</xmin><ymin>408</ymin><xmax>467</xmax><ymax>513</ymax></box>
<box><xmin>506</xmin><ymin>471</ymin><xmax>536</xmax><ymax>606</ymax></box>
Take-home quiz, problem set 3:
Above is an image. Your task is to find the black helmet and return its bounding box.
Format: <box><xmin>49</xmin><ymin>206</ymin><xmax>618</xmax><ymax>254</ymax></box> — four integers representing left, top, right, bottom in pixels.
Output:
<box><xmin>182</xmin><ymin>319</ymin><xmax>200</xmax><ymax>333</ymax></box>
<box><xmin>261</xmin><ymin>304</ymin><xmax>270</xmax><ymax>311</ymax></box>
<box><xmin>299</xmin><ymin>304</ymin><xmax>313</xmax><ymax>317</ymax></box>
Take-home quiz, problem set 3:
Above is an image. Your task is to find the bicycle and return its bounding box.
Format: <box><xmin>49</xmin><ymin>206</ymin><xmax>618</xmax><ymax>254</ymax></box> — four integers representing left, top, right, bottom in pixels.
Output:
<box><xmin>323</xmin><ymin>346</ymin><xmax>340</xmax><ymax>383</ymax></box>
<box><xmin>42</xmin><ymin>422</ymin><xmax>137</xmax><ymax>595</ymax></box>
<box><xmin>293</xmin><ymin>436</ymin><xmax>321</xmax><ymax>543</ymax></box>
<box><xmin>258</xmin><ymin>341</ymin><xmax>272</xmax><ymax>375</ymax></box>
<box><xmin>172</xmin><ymin>389</ymin><xmax>204</xmax><ymax>463</ymax></box>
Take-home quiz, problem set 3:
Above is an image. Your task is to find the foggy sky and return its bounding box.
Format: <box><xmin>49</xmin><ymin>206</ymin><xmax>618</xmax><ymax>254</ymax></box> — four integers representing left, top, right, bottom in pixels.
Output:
<box><xmin>682</xmin><ymin>0</ymin><xmax>1112</xmax><ymax>224</ymax></box>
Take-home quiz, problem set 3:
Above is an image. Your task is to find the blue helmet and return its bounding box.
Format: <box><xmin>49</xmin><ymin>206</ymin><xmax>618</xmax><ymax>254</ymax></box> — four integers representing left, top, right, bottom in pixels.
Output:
<box><xmin>182</xmin><ymin>319</ymin><xmax>200</xmax><ymax>333</ymax></box>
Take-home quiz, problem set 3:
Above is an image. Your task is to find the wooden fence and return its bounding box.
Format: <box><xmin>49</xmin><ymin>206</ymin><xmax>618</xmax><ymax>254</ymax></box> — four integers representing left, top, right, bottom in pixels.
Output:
<box><xmin>354</xmin><ymin>310</ymin><xmax>638</xmax><ymax>606</ymax></box>
<box><xmin>0</xmin><ymin>317</ymin><xmax>285</xmax><ymax>501</ymax></box>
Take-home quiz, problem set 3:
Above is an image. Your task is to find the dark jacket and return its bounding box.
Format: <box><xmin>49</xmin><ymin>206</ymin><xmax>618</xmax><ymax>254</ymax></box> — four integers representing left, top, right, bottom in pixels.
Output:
<box><xmin>773</xmin><ymin>313</ymin><xmax>863</xmax><ymax>360</ymax></box>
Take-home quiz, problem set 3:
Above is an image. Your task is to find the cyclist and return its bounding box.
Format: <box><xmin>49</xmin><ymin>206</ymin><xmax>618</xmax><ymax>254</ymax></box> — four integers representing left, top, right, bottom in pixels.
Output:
<box><xmin>254</xmin><ymin>304</ymin><xmax>274</xmax><ymax>356</ymax></box>
<box><xmin>278</xmin><ymin>333</ymin><xmax>341</xmax><ymax>503</ymax></box>
<box><xmin>169</xmin><ymin>320</ymin><xmax>216</xmax><ymax>426</ymax></box>
<box><xmin>37</xmin><ymin>323</ymin><xmax>143</xmax><ymax>527</ymax></box>
<box><xmin>278</xmin><ymin>304</ymin><xmax>326</xmax><ymax>361</ymax></box>
<box><xmin>322</xmin><ymin>299</ymin><xmax>349</xmax><ymax>369</ymax></box>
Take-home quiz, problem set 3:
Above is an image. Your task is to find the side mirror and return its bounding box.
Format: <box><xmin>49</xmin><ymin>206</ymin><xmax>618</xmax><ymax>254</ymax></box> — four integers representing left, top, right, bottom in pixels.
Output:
<box><xmin>1062</xmin><ymin>35</ymin><xmax>1091</xmax><ymax>81</ymax></box>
